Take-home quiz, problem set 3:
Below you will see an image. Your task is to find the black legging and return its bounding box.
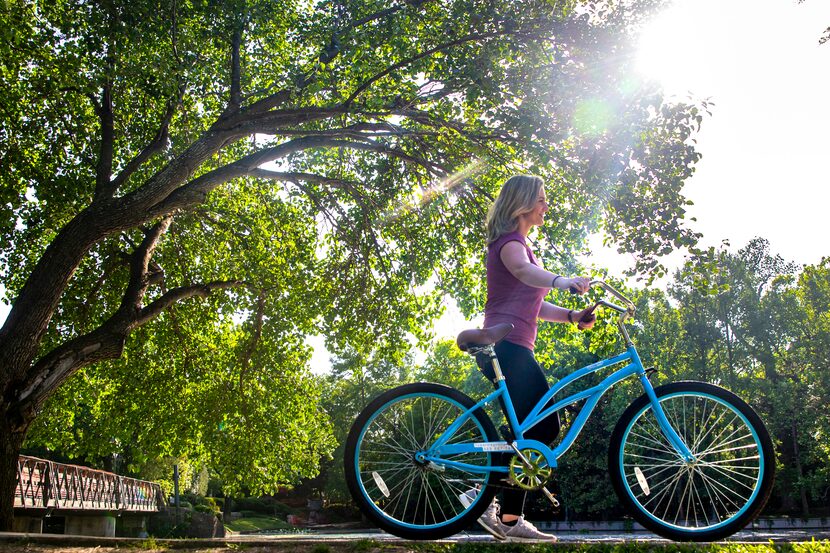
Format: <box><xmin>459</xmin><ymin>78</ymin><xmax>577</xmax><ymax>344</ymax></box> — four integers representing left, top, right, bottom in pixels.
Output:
<box><xmin>482</xmin><ymin>340</ymin><xmax>560</xmax><ymax>517</ymax></box>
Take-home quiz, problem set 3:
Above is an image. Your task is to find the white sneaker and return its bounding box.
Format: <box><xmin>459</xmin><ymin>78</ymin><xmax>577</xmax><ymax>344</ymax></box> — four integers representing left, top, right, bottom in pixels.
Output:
<box><xmin>503</xmin><ymin>516</ymin><xmax>558</xmax><ymax>542</ymax></box>
<box><xmin>458</xmin><ymin>489</ymin><xmax>508</xmax><ymax>540</ymax></box>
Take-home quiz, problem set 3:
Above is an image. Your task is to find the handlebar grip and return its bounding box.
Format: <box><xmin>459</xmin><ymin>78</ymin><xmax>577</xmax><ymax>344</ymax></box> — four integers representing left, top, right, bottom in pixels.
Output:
<box><xmin>577</xmin><ymin>311</ymin><xmax>596</xmax><ymax>329</ymax></box>
<box><xmin>569</xmin><ymin>286</ymin><xmax>579</xmax><ymax>294</ymax></box>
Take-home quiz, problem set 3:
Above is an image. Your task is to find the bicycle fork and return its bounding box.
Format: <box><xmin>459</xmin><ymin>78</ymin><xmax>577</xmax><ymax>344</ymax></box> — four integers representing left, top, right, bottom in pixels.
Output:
<box><xmin>638</xmin><ymin>373</ymin><xmax>695</xmax><ymax>463</ymax></box>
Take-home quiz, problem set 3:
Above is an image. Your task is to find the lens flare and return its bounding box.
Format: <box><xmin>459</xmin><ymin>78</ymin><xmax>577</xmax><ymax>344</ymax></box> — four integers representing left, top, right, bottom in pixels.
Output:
<box><xmin>573</xmin><ymin>98</ymin><xmax>614</xmax><ymax>136</ymax></box>
<box><xmin>382</xmin><ymin>158</ymin><xmax>488</xmax><ymax>223</ymax></box>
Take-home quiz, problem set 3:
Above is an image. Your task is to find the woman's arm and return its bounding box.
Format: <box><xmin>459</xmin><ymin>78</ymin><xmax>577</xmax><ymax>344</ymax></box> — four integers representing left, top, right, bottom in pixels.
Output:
<box><xmin>500</xmin><ymin>241</ymin><xmax>590</xmax><ymax>293</ymax></box>
<box><xmin>539</xmin><ymin>302</ymin><xmax>572</xmax><ymax>323</ymax></box>
<box><xmin>539</xmin><ymin>301</ymin><xmax>596</xmax><ymax>329</ymax></box>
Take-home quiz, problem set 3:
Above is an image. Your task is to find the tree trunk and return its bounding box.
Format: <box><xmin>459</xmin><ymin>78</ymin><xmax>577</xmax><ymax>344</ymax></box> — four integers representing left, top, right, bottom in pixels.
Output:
<box><xmin>791</xmin><ymin>418</ymin><xmax>810</xmax><ymax>517</ymax></box>
<box><xmin>0</xmin><ymin>406</ymin><xmax>28</xmax><ymax>531</ymax></box>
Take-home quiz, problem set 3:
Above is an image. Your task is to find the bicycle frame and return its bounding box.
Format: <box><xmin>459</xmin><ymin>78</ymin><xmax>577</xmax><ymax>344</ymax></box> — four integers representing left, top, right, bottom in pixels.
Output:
<box><xmin>419</xmin><ymin>282</ymin><xmax>694</xmax><ymax>475</ymax></box>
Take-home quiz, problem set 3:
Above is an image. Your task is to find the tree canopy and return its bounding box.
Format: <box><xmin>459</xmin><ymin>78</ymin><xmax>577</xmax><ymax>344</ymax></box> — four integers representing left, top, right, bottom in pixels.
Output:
<box><xmin>0</xmin><ymin>0</ymin><xmax>704</xmax><ymax>528</ymax></box>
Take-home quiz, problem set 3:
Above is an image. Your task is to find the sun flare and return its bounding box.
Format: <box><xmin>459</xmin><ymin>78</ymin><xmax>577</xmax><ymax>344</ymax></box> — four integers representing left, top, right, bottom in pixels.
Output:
<box><xmin>636</xmin><ymin>0</ymin><xmax>720</xmax><ymax>97</ymax></box>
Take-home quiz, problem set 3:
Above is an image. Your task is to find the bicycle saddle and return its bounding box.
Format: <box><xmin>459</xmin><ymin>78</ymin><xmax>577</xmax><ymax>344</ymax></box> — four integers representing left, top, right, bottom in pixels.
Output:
<box><xmin>456</xmin><ymin>322</ymin><xmax>513</xmax><ymax>352</ymax></box>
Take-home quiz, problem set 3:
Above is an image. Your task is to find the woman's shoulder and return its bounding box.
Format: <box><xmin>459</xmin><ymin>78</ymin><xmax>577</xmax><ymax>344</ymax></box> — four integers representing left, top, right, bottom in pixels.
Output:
<box><xmin>489</xmin><ymin>231</ymin><xmax>527</xmax><ymax>251</ymax></box>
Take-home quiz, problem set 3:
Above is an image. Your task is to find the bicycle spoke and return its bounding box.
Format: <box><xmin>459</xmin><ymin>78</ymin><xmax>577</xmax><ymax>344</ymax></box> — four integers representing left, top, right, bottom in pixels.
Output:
<box><xmin>638</xmin><ymin>464</ymin><xmax>687</xmax><ymax>503</ymax></box>
<box><xmin>692</xmin><ymin>409</ymin><xmax>731</xmax><ymax>454</ymax></box>
<box><xmin>698</xmin><ymin>462</ymin><xmax>757</xmax><ymax>493</ymax></box>
<box><xmin>353</xmin><ymin>390</ymin><xmax>493</xmax><ymax>530</ymax></box>
<box><xmin>657</xmin><ymin>468</ymin><xmax>686</xmax><ymax>520</ymax></box>
<box><xmin>639</xmin><ymin>467</ymin><xmax>684</xmax><ymax>509</ymax></box>
<box><xmin>698</xmin><ymin>464</ymin><xmax>731</xmax><ymax>522</ymax></box>
<box><xmin>701</xmin><ymin>455</ymin><xmax>761</xmax><ymax>465</ymax></box>
<box><xmin>628</xmin><ymin>429</ymin><xmax>676</xmax><ymax>454</ymax></box>
<box><xmin>697</xmin><ymin>434</ymin><xmax>756</xmax><ymax>457</ymax></box>
<box><xmin>619</xmin><ymin>390</ymin><xmax>766</xmax><ymax>533</ymax></box>
<box><xmin>628</xmin><ymin>440</ymin><xmax>681</xmax><ymax>457</ymax></box>
<box><xmin>386</xmin><ymin>468</ymin><xmax>420</xmax><ymax>517</ymax></box>
<box><xmin>694</xmin><ymin>468</ymin><xmax>745</xmax><ymax>510</ymax></box>
<box><xmin>696</xmin><ymin>412</ymin><xmax>741</xmax><ymax>457</ymax></box>
<box><xmin>625</xmin><ymin>451</ymin><xmax>685</xmax><ymax>464</ymax></box>
<box><xmin>690</xmin><ymin>472</ymin><xmax>709</xmax><ymax>527</ymax></box>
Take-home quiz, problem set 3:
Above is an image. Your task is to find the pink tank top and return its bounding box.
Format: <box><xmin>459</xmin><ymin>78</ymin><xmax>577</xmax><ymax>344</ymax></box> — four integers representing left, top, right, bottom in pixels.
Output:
<box><xmin>483</xmin><ymin>231</ymin><xmax>549</xmax><ymax>350</ymax></box>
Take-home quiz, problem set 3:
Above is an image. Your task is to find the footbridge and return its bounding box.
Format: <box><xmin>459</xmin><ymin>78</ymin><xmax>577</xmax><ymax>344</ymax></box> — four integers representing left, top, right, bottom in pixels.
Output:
<box><xmin>13</xmin><ymin>455</ymin><xmax>163</xmax><ymax>536</ymax></box>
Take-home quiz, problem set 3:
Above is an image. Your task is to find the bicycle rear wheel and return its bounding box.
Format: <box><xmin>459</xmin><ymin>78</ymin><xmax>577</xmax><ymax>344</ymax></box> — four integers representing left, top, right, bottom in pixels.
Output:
<box><xmin>344</xmin><ymin>382</ymin><xmax>499</xmax><ymax>540</ymax></box>
<box><xmin>609</xmin><ymin>381</ymin><xmax>774</xmax><ymax>541</ymax></box>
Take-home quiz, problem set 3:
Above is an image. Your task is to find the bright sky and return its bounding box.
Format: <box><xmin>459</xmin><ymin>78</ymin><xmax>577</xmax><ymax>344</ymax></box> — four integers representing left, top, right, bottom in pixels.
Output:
<box><xmin>620</xmin><ymin>0</ymin><xmax>830</xmax><ymax>271</ymax></box>
<box><xmin>3</xmin><ymin>1</ymin><xmax>829</xmax><ymax>372</ymax></box>
<box><xmin>431</xmin><ymin>0</ymin><xmax>830</xmax><ymax>346</ymax></box>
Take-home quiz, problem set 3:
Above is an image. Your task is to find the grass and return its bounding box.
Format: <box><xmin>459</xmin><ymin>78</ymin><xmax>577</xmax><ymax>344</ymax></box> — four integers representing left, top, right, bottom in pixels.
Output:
<box><xmin>224</xmin><ymin>514</ymin><xmax>293</xmax><ymax>533</ymax></box>
<box><xmin>410</xmin><ymin>542</ymin><xmax>830</xmax><ymax>553</ymax></box>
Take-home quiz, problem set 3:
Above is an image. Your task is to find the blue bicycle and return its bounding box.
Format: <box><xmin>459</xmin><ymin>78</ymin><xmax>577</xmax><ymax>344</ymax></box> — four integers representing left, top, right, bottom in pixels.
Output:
<box><xmin>344</xmin><ymin>281</ymin><xmax>774</xmax><ymax>541</ymax></box>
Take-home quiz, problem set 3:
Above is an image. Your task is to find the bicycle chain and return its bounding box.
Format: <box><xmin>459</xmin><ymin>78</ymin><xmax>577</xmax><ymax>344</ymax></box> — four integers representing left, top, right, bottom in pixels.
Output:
<box><xmin>453</xmin><ymin>474</ymin><xmax>555</xmax><ymax>493</ymax></box>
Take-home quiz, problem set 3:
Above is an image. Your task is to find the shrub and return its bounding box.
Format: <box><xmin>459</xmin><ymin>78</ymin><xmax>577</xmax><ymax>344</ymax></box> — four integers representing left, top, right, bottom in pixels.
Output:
<box><xmin>233</xmin><ymin>497</ymin><xmax>269</xmax><ymax>514</ymax></box>
<box><xmin>322</xmin><ymin>504</ymin><xmax>361</xmax><ymax>523</ymax></box>
<box><xmin>233</xmin><ymin>497</ymin><xmax>296</xmax><ymax>517</ymax></box>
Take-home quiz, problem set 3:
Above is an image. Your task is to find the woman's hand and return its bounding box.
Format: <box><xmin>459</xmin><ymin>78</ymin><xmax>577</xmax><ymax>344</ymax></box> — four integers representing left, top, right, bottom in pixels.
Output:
<box><xmin>573</xmin><ymin>306</ymin><xmax>596</xmax><ymax>330</ymax></box>
<box><xmin>565</xmin><ymin>276</ymin><xmax>591</xmax><ymax>295</ymax></box>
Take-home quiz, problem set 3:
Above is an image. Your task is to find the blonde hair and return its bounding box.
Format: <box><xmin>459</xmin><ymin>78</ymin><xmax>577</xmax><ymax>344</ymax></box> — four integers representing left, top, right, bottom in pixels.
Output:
<box><xmin>485</xmin><ymin>175</ymin><xmax>544</xmax><ymax>243</ymax></box>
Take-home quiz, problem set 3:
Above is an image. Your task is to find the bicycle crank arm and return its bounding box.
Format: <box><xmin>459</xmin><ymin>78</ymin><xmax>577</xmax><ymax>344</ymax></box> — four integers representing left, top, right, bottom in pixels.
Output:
<box><xmin>509</xmin><ymin>442</ymin><xmax>534</xmax><ymax>469</ymax></box>
<box><xmin>510</xmin><ymin>443</ymin><xmax>560</xmax><ymax>507</ymax></box>
<box><xmin>541</xmin><ymin>486</ymin><xmax>560</xmax><ymax>508</ymax></box>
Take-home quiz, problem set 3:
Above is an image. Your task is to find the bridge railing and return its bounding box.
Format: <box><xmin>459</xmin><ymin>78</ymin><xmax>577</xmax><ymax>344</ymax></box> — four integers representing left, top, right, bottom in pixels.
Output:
<box><xmin>14</xmin><ymin>455</ymin><xmax>162</xmax><ymax>512</ymax></box>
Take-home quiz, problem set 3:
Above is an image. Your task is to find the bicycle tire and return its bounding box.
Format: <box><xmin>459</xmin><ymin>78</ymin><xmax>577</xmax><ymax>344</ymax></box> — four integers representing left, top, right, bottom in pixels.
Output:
<box><xmin>344</xmin><ymin>382</ymin><xmax>500</xmax><ymax>539</ymax></box>
<box><xmin>609</xmin><ymin>381</ymin><xmax>775</xmax><ymax>541</ymax></box>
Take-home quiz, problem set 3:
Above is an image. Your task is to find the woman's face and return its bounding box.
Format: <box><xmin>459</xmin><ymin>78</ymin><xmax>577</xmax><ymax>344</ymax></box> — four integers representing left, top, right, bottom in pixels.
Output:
<box><xmin>525</xmin><ymin>187</ymin><xmax>549</xmax><ymax>227</ymax></box>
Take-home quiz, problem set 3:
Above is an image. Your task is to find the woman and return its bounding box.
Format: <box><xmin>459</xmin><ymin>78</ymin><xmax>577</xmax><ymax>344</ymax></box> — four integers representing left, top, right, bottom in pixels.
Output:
<box><xmin>465</xmin><ymin>174</ymin><xmax>595</xmax><ymax>542</ymax></box>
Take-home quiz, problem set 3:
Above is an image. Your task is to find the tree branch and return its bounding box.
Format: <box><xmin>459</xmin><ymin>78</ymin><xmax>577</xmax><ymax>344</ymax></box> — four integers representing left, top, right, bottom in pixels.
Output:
<box><xmin>149</xmin><ymin>136</ymin><xmax>446</xmax><ymax>216</ymax></box>
<box><xmin>11</xmin><ymin>278</ymin><xmax>245</xmax><ymax>427</ymax></box>
<box><xmin>77</xmin><ymin>248</ymin><xmax>130</xmax><ymax>331</ymax></box>
<box><xmin>109</xmin><ymin>91</ymin><xmax>181</xmax><ymax>194</ymax></box>
<box><xmin>135</xmin><ymin>280</ymin><xmax>243</xmax><ymax>326</ymax></box>
<box><xmin>235</xmin><ymin>2</ymin><xmax>434</xmax><ymax>117</ymax></box>
<box><xmin>94</xmin><ymin>84</ymin><xmax>115</xmax><ymax>199</ymax></box>
<box><xmin>344</xmin><ymin>31</ymin><xmax>502</xmax><ymax>106</ymax></box>
<box><xmin>12</xmin><ymin>326</ymin><xmax>128</xmax><ymax>428</ymax></box>
<box><xmin>349</xmin><ymin>4</ymin><xmax>406</xmax><ymax>31</ymax></box>
<box><xmin>213</xmin><ymin>105</ymin><xmax>347</xmax><ymax>133</ymax></box>
<box><xmin>229</xmin><ymin>25</ymin><xmax>243</xmax><ymax>109</ymax></box>
<box><xmin>119</xmin><ymin>217</ymin><xmax>173</xmax><ymax>315</ymax></box>
<box><xmin>117</xmin><ymin>127</ymin><xmax>237</xmax><ymax>217</ymax></box>
<box><xmin>249</xmin><ymin>169</ymin><xmax>353</xmax><ymax>189</ymax></box>
<box><xmin>243</xmin><ymin>88</ymin><xmax>295</xmax><ymax>116</ymax></box>
<box><xmin>266</xmin><ymin>121</ymin><xmax>417</xmax><ymax>139</ymax></box>
<box><xmin>250</xmin><ymin>169</ymin><xmax>379</xmax><ymax>215</ymax></box>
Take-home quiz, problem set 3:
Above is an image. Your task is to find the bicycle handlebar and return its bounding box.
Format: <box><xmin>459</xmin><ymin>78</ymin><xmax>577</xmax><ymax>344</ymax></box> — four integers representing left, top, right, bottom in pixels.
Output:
<box><xmin>590</xmin><ymin>280</ymin><xmax>636</xmax><ymax>314</ymax></box>
<box><xmin>583</xmin><ymin>280</ymin><xmax>636</xmax><ymax>344</ymax></box>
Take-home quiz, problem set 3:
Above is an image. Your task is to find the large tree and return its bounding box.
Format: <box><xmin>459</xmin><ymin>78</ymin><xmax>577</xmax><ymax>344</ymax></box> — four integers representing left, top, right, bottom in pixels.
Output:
<box><xmin>0</xmin><ymin>0</ymin><xmax>703</xmax><ymax>528</ymax></box>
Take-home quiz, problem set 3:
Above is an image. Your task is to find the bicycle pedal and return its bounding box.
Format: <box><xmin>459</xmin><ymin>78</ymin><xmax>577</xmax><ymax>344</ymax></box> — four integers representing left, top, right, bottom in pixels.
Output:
<box><xmin>499</xmin><ymin>424</ymin><xmax>514</xmax><ymax>442</ymax></box>
<box><xmin>541</xmin><ymin>487</ymin><xmax>561</xmax><ymax>513</ymax></box>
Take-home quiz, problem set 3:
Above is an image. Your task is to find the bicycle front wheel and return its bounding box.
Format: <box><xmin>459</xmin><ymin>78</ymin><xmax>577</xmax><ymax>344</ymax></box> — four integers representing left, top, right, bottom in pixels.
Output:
<box><xmin>609</xmin><ymin>381</ymin><xmax>774</xmax><ymax>541</ymax></box>
<box><xmin>344</xmin><ymin>382</ymin><xmax>499</xmax><ymax>540</ymax></box>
